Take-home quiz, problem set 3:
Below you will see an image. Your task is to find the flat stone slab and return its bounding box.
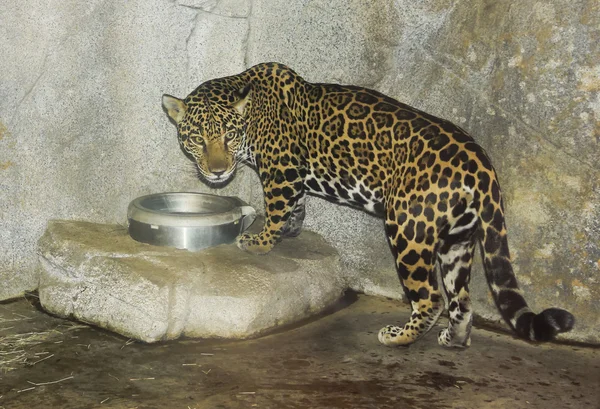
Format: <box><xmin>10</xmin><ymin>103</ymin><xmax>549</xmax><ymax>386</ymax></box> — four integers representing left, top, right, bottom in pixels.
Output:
<box><xmin>37</xmin><ymin>220</ymin><xmax>345</xmax><ymax>343</ymax></box>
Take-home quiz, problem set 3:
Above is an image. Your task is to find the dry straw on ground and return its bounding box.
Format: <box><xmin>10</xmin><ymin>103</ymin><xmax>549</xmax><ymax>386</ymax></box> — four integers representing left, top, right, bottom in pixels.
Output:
<box><xmin>0</xmin><ymin>298</ymin><xmax>87</xmax><ymax>373</ymax></box>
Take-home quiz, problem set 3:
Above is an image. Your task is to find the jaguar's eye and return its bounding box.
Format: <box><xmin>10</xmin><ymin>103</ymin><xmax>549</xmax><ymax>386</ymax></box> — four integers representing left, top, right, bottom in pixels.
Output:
<box><xmin>195</xmin><ymin>137</ymin><xmax>206</xmax><ymax>147</ymax></box>
<box><xmin>224</xmin><ymin>132</ymin><xmax>236</xmax><ymax>141</ymax></box>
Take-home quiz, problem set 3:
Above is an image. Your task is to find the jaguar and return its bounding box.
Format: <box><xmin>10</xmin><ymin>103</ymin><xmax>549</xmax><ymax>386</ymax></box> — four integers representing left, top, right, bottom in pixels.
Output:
<box><xmin>162</xmin><ymin>62</ymin><xmax>574</xmax><ymax>347</ymax></box>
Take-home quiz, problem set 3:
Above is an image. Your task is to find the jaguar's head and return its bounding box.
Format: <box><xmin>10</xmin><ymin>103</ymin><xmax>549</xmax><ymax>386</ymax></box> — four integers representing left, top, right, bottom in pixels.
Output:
<box><xmin>162</xmin><ymin>84</ymin><xmax>251</xmax><ymax>186</ymax></box>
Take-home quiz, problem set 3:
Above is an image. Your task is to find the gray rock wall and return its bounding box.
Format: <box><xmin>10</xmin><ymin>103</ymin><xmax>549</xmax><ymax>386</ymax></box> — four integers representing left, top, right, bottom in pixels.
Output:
<box><xmin>0</xmin><ymin>0</ymin><xmax>262</xmax><ymax>299</ymax></box>
<box><xmin>1</xmin><ymin>0</ymin><xmax>598</xmax><ymax>343</ymax></box>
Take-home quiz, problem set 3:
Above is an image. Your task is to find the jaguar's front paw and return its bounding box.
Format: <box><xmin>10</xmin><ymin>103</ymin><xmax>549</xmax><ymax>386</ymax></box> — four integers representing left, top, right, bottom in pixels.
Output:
<box><xmin>236</xmin><ymin>232</ymin><xmax>275</xmax><ymax>255</ymax></box>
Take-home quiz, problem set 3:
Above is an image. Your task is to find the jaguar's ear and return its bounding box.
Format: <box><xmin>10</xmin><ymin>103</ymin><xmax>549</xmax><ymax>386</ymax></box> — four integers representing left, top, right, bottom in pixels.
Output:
<box><xmin>162</xmin><ymin>94</ymin><xmax>187</xmax><ymax>124</ymax></box>
<box><xmin>232</xmin><ymin>85</ymin><xmax>252</xmax><ymax>116</ymax></box>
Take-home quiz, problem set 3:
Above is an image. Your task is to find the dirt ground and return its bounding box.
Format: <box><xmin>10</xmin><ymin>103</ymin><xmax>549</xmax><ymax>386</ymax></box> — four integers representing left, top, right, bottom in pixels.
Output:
<box><xmin>1</xmin><ymin>293</ymin><xmax>598</xmax><ymax>409</ymax></box>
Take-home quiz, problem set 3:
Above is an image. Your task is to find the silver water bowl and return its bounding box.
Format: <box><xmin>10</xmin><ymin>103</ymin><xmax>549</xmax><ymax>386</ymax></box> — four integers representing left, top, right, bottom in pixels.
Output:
<box><xmin>127</xmin><ymin>192</ymin><xmax>256</xmax><ymax>251</ymax></box>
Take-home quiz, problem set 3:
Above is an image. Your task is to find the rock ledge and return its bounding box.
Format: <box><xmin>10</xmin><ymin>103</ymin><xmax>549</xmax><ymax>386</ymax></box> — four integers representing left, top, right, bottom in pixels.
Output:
<box><xmin>37</xmin><ymin>220</ymin><xmax>344</xmax><ymax>343</ymax></box>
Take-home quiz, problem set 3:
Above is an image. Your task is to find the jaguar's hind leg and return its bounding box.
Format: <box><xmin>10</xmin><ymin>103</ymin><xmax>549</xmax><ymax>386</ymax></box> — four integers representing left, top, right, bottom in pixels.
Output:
<box><xmin>437</xmin><ymin>208</ymin><xmax>478</xmax><ymax>347</ymax></box>
<box><xmin>378</xmin><ymin>216</ymin><xmax>444</xmax><ymax>346</ymax></box>
<box><xmin>281</xmin><ymin>193</ymin><xmax>306</xmax><ymax>238</ymax></box>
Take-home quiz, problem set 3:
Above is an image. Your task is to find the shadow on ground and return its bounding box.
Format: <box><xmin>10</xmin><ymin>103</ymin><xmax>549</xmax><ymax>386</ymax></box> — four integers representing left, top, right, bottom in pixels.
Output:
<box><xmin>1</xmin><ymin>293</ymin><xmax>598</xmax><ymax>409</ymax></box>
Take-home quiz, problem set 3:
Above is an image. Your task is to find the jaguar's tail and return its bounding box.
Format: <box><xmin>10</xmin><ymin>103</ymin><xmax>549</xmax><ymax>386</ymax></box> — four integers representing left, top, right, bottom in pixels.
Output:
<box><xmin>479</xmin><ymin>199</ymin><xmax>575</xmax><ymax>342</ymax></box>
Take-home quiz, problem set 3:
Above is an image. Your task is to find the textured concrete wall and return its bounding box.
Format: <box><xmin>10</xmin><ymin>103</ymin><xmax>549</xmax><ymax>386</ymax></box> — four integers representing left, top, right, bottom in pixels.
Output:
<box><xmin>0</xmin><ymin>0</ymin><xmax>261</xmax><ymax>299</ymax></box>
<box><xmin>1</xmin><ymin>0</ymin><xmax>598</xmax><ymax>343</ymax></box>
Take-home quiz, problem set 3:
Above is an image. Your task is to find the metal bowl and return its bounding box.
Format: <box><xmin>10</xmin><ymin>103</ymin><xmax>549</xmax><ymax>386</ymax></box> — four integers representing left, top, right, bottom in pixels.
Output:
<box><xmin>127</xmin><ymin>192</ymin><xmax>256</xmax><ymax>251</ymax></box>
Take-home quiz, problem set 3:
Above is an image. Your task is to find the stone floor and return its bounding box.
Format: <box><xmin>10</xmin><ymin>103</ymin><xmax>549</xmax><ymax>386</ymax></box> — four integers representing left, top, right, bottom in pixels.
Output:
<box><xmin>1</xmin><ymin>293</ymin><xmax>598</xmax><ymax>409</ymax></box>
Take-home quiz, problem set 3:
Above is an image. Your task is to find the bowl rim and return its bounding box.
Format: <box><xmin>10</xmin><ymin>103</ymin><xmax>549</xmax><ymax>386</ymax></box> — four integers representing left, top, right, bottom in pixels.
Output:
<box><xmin>127</xmin><ymin>192</ymin><xmax>255</xmax><ymax>227</ymax></box>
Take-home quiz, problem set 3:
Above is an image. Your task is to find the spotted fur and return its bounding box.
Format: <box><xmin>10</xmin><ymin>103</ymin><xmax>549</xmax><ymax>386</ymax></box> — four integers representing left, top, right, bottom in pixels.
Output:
<box><xmin>162</xmin><ymin>62</ymin><xmax>575</xmax><ymax>347</ymax></box>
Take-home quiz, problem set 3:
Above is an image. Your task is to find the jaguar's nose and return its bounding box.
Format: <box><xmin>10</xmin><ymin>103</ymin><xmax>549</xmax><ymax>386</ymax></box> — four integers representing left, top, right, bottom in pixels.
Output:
<box><xmin>208</xmin><ymin>160</ymin><xmax>228</xmax><ymax>177</ymax></box>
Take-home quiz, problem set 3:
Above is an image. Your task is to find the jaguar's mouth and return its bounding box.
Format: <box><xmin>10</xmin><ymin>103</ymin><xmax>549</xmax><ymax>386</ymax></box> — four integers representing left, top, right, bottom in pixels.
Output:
<box><xmin>195</xmin><ymin>164</ymin><xmax>236</xmax><ymax>188</ymax></box>
<box><xmin>207</xmin><ymin>172</ymin><xmax>233</xmax><ymax>184</ymax></box>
